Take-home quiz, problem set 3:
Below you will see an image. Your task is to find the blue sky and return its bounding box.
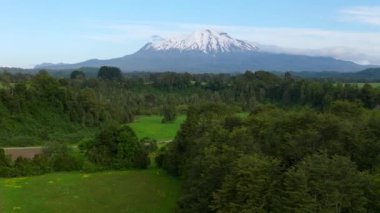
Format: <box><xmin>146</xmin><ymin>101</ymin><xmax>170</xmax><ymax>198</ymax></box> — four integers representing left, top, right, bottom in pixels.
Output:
<box><xmin>1</xmin><ymin>0</ymin><xmax>380</xmax><ymax>67</ymax></box>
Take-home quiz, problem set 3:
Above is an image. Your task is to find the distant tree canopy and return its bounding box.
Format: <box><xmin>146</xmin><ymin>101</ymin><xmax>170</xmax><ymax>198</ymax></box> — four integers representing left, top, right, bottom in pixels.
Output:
<box><xmin>70</xmin><ymin>70</ymin><xmax>86</xmax><ymax>79</ymax></box>
<box><xmin>98</xmin><ymin>66</ymin><xmax>122</xmax><ymax>81</ymax></box>
<box><xmin>1</xmin><ymin>69</ymin><xmax>380</xmax><ymax>148</ymax></box>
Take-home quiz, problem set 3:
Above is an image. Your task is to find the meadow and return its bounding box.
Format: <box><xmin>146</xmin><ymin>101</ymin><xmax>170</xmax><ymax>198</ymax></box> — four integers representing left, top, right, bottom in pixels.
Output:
<box><xmin>0</xmin><ymin>115</ymin><xmax>186</xmax><ymax>213</ymax></box>
<box><xmin>0</xmin><ymin>113</ymin><xmax>251</xmax><ymax>213</ymax></box>
<box><xmin>0</xmin><ymin>168</ymin><xmax>180</xmax><ymax>213</ymax></box>
<box><xmin>338</xmin><ymin>82</ymin><xmax>380</xmax><ymax>88</ymax></box>
<box><xmin>129</xmin><ymin>115</ymin><xmax>186</xmax><ymax>142</ymax></box>
<box><xmin>129</xmin><ymin>113</ymin><xmax>247</xmax><ymax>142</ymax></box>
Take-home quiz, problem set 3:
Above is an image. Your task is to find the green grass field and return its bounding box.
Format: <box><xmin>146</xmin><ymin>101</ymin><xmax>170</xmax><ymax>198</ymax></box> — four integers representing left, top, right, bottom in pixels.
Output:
<box><xmin>336</xmin><ymin>82</ymin><xmax>380</xmax><ymax>88</ymax></box>
<box><xmin>129</xmin><ymin>115</ymin><xmax>186</xmax><ymax>142</ymax></box>
<box><xmin>0</xmin><ymin>168</ymin><xmax>180</xmax><ymax>213</ymax></box>
<box><xmin>1</xmin><ymin>113</ymin><xmax>250</xmax><ymax>213</ymax></box>
<box><xmin>353</xmin><ymin>82</ymin><xmax>380</xmax><ymax>88</ymax></box>
<box><xmin>129</xmin><ymin>113</ymin><xmax>248</xmax><ymax>142</ymax></box>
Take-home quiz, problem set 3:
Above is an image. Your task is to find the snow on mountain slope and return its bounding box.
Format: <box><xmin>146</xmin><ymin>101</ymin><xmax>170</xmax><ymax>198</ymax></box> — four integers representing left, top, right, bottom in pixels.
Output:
<box><xmin>139</xmin><ymin>29</ymin><xmax>258</xmax><ymax>54</ymax></box>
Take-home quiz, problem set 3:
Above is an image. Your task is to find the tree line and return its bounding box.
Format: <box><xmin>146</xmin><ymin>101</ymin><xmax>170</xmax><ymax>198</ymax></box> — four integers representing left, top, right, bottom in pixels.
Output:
<box><xmin>0</xmin><ymin>125</ymin><xmax>155</xmax><ymax>177</ymax></box>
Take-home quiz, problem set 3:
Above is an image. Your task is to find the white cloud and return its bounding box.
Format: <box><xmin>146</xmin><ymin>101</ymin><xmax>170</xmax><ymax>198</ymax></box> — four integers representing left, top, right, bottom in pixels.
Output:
<box><xmin>83</xmin><ymin>22</ymin><xmax>380</xmax><ymax>65</ymax></box>
<box><xmin>340</xmin><ymin>6</ymin><xmax>380</xmax><ymax>26</ymax></box>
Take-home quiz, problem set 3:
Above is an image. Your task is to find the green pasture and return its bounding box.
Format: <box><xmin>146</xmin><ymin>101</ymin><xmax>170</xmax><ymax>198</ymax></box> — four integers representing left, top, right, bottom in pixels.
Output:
<box><xmin>129</xmin><ymin>115</ymin><xmax>186</xmax><ymax>142</ymax></box>
<box><xmin>336</xmin><ymin>82</ymin><xmax>380</xmax><ymax>88</ymax></box>
<box><xmin>0</xmin><ymin>169</ymin><xmax>180</xmax><ymax>213</ymax></box>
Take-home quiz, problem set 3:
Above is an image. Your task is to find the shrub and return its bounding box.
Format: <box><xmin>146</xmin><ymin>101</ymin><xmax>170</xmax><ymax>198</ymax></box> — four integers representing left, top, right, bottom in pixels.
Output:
<box><xmin>81</xmin><ymin>125</ymin><xmax>150</xmax><ymax>169</ymax></box>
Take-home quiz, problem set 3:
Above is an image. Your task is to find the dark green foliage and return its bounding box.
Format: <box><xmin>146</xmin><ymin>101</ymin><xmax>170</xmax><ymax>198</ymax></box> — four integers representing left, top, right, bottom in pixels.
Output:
<box><xmin>281</xmin><ymin>153</ymin><xmax>368</xmax><ymax>212</ymax></box>
<box><xmin>43</xmin><ymin>142</ymin><xmax>83</xmax><ymax>171</ymax></box>
<box><xmin>223</xmin><ymin>115</ymin><xmax>243</xmax><ymax>131</ymax></box>
<box><xmin>367</xmin><ymin>169</ymin><xmax>380</xmax><ymax>212</ymax></box>
<box><xmin>0</xmin><ymin>144</ymin><xmax>81</xmax><ymax>177</ymax></box>
<box><xmin>328</xmin><ymin>100</ymin><xmax>364</xmax><ymax>118</ymax></box>
<box><xmin>70</xmin><ymin>70</ymin><xmax>86</xmax><ymax>80</ymax></box>
<box><xmin>159</xmin><ymin>102</ymin><xmax>380</xmax><ymax>212</ymax></box>
<box><xmin>211</xmin><ymin>155</ymin><xmax>280</xmax><ymax>213</ymax></box>
<box><xmin>97</xmin><ymin>66</ymin><xmax>122</xmax><ymax>81</ymax></box>
<box><xmin>1</xmin><ymin>68</ymin><xmax>380</xmax><ymax>211</ymax></box>
<box><xmin>160</xmin><ymin>103</ymin><xmax>236</xmax><ymax>176</ymax></box>
<box><xmin>161</xmin><ymin>104</ymin><xmax>177</xmax><ymax>123</ymax></box>
<box><xmin>177</xmin><ymin>144</ymin><xmax>239</xmax><ymax>213</ymax></box>
<box><xmin>0</xmin><ymin>149</ymin><xmax>12</xmax><ymax>177</ymax></box>
<box><xmin>155</xmin><ymin>146</ymin><xmax>166</xmax><ymax>168</ymax></box>
<box><xmin>140</xmin><ymin>137</ymin><xmax>158</xmax><ymax>152</ymax></box>
<box><xmin>150</xmin><ymin>72</ymin><xmax>192</xmax><ymax>90</ymax></box>
<box><xmin>80</xmin><ymin>125</ymin><xmax>149</xmax><ymax>169</ymax></box>
<box><xmin>0</xmin><ymin>70</ymin><xmax>138</xmax><ymax>146</ymax></box>
<box><xmin>1</xmin><ymin>69</ymin><xmax>380</xmax><ymax>147</ymax></box>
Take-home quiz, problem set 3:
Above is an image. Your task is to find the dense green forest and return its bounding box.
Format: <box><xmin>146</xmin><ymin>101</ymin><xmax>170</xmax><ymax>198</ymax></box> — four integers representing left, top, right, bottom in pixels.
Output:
<box><xmin>1</xmin><ymin>67</ymin><xmax>380</xmax><ymax>212</ymax></box>
<box><xmin>157</xmin><ymin>102</ymin><xmax>380</xmax><ymax>212</ymax></box>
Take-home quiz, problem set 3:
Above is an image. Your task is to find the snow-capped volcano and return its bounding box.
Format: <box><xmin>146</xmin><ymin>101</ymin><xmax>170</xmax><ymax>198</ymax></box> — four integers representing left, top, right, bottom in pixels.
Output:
<box><xmin>139</xmin><ymin>29</ymin><xmax>258</xmax><ymax>54</ymax></box>
<box><xmin>36</xmin><ymin>29</ymin><xmax>370</xmax><ymax>73</ymax></box>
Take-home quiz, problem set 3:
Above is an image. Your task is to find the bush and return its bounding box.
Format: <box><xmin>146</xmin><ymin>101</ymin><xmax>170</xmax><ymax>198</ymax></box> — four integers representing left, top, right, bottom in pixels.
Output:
<box><xmin>50</xmin><ymin>154</ymin><xmax>83</xmax><ymax>172</ymax></box>
<box><xmin>161</xmin><ymin>105</ymin><xmax>177</xmax><ymax>123</ymax></box>
<box><xmin>81</xmin><ymin>125</ymin><xmax>150</xmax><ymax>169</ymax></box>
<box><xmin>140</xmin><ymin>137</ymin><xmax>158</xmax><ymax>152</ymax></box>
<box><xmin>43</xmin><ymin>142</ymin><xmax>84</xmax><ymax>172</ymax></box>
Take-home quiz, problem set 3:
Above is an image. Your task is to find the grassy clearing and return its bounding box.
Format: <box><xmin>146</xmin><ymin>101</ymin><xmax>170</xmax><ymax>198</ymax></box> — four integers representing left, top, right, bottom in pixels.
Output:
<box><xmin>129</xmin><ymin>113</ymin><xmax>248</xmax><ymax>142</ymax></box>
<box><xmin>0</xmin><ymin>169</ymin><xmax>180</xmax><ymax>213</ymax></box>
<box><xmin>129</xmin><ymin>115</ymin><xmax>186</xmax><ymax>142</ymax></box>
<box><xmin>336</xmin><ymin>82</ymin><xmax>380</xmax><ymax>88</ymax></box>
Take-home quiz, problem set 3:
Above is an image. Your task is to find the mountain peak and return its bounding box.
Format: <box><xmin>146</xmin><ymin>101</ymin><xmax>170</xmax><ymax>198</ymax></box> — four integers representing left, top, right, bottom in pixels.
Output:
<box><xmin>139</xmin><ymin>29</ymin><xmax>258</xmax><ymax>54</ymax></box>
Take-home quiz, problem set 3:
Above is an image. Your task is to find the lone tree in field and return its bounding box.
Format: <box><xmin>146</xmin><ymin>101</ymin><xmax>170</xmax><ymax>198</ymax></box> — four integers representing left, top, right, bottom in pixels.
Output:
<box><xmin>97</xmin><ymin>66</ymin><xmax>122</xmax><ymax>81</ymax></box>
<box><xmin>161</xmin><ymin>104</ymin><xmax>176</xmax><ymax>123</ymax></box>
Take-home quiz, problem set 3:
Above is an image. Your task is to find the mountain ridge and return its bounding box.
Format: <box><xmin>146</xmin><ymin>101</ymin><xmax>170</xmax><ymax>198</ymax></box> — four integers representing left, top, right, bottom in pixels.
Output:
<box><xmin>35</xmin><ymin>29</ymin><xmax>374</xmax><ymax>73</ymax></box>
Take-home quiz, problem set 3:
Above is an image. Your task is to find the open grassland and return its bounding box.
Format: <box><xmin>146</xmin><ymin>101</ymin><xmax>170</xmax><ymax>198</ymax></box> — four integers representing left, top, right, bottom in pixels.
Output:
<box><xmin>129</xmin><ymin>115</ymin><xmax>186</xmax><ymax>142</ymax></box>
<box><xmin>129</xmin><ymin>113</ymin><xmax>247</xmax><ymax>142</ymax></box>
<box><xmin>336</xmin><ymin>82</ymin><xmax>380</xmax><ymax>88</ymax></box>
<box><xmin>0</xmin><ymin>169</ymin><xmax>180</xmax><ymax>213</ymax></box>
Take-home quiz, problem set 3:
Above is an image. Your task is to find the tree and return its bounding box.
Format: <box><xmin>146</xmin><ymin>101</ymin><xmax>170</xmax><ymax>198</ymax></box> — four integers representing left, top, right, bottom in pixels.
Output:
<box><xmin>281</xmin><ymin>153</ymin><xmax>368</xmax><ymax>212</ymax></box>
<box><xmin>70</xmin><ymin>70</ymin><xmax>86</xmax><ymax>80</ymax></box>
<box><xmin>177</xmin><ymin>143</ymin><xmax>239</xmax><ymax>213</ymax></box>
<box><xmin>0</xmin><ymin>149</ymin><xmax>12</xmax><ymax>176</ymax></box>
<box><xmin>161</xmin><ymin>104</ymin><xmax>176</xmax><ymax>123</ymax></box>
<box><xmin>97</xmin><ymin>66</ymin><xmax>122</xmax><ymax>81</ymax></box>
<box><xmin>360</xmin><ymin>84</ymin><xmax>377</xmax><ymax>109</ymax></box>
<box><xmin>80</xmin><ymin>125</ymin><xmax>149</xmax><ymax>169</ymax></box>
<box><xmin>211</xmin><ymin>155</ymin><xmax>280</xmax><ymax>213</ymax></box>
<box><xmin>366</xmin><ymin>169</ymin><xmax>380</xmax><ymax>212</ymax></box>
<box><xmin>43</xmin><ymin>142</ymin><xmax>83</xmax><ymax>171</ymax></box>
